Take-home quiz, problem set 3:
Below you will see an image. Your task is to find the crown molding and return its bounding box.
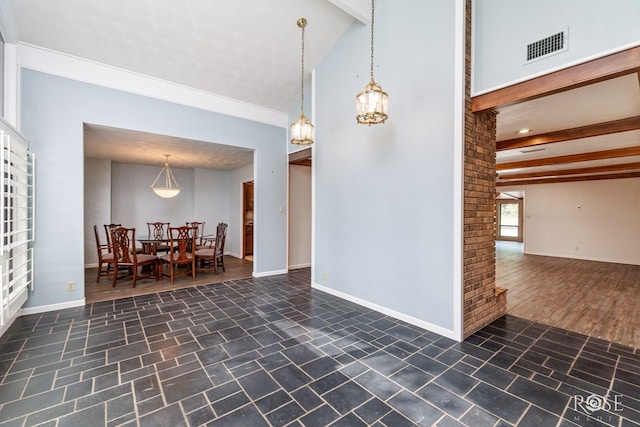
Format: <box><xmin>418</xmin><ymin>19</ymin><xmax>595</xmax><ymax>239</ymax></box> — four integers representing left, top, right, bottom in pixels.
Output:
<box><xmin>17</xmin><ymin>43</ymin><xmax>289</xmax><ymax>128</ymax></box>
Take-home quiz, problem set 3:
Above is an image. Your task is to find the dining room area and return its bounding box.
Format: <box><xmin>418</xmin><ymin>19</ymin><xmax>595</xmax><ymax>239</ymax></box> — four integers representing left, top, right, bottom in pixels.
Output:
<box><xmin>83</xmin><ymin>124</ymin><xmax>258</xmax><ymax>303</ymax></box>
<box><xmin>87</xmin><ymin>221</ymin><xmax>255</xmax><ymax>303</ymax></box>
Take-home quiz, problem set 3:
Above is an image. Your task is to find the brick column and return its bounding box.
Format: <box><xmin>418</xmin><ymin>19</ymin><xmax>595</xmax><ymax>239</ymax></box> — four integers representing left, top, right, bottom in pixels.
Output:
<box><xmin>462</xmin><ymin>0</ymin><xmax>506</xmax><ymax>337</ymax></box>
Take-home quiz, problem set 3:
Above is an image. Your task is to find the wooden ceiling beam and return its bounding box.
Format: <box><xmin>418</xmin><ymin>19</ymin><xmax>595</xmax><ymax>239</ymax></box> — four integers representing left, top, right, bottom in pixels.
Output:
<box><xmin>472</xmin><ymin>46</ymin><xmax>640</xmax><ymax>112</ymax></box>
<box><xmin>497</xmin><ymin>146</ymin><xmax>640</xmax><ymax>170</ymax></box>
<box><xmin>498</xmin><ymin>162</ymin><xmax>640</xmax><ymax>179</ymax></box>
<box><xmin>497</xmin><ymin>171</ymin><xmax>640</xmax><ymax>186</ymax></box>
<box><xmin>497</xmin><ymin>116</ymin><xmax>640</xmax><ymax>151</ymax></box>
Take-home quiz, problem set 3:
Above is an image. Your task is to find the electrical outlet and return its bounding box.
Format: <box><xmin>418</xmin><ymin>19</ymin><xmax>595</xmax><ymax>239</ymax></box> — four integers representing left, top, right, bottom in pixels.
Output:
<box><xmin>323</xmin><ymin>272</ymin><xmax>328</xmax><ymax>281</ymax></box>
<box><xmin>66</xmin><ymin>281</ymin><xmax>75</xmax><ymax>291</ymax></box>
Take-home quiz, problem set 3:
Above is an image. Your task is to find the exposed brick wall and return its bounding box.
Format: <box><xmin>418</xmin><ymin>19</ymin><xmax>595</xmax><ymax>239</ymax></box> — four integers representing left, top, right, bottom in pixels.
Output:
<box><xmin>462</xmin><ymin>0</ymin><xmax>506</xmax><ymax>337</ymax></box>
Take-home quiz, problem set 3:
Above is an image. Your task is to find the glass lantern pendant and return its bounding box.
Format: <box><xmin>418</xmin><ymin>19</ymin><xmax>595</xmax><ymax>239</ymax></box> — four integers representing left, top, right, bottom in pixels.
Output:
<box><xmin>291</xmin><ymin>18</ymin><xmax>314</xmax><ymax>146</ymax></box>
<box><xmin>356</xmin><ymin>0</ymin><xmax>388</xmax><ymax>126</ymax></box>
<box><xmin>291</xmin><ymin>113</ymin><xmax>314</xmax><ymax>146</ymax></box>
<box><xmin>356</xmin><ymin>80</ymin><xmax>388</xmax><ymax>125</ymax></box>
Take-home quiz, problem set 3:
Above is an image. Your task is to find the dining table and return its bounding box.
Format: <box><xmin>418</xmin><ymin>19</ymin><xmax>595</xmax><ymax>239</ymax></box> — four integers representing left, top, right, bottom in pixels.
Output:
<box><xmin>137</xmin><ymin>237</ymin><xmax>170</xmax><ymax>255</ymax></box>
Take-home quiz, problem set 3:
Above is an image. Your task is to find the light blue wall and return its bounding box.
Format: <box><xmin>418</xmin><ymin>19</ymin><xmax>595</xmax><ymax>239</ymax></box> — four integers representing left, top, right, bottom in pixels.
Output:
<box><xmin>20</xmin><ymin>70</ymin><xmax>286</xmax><ymax>308</ymax></box>
<box><xmin>473</xmin><ymin>0</ymin><xmax>640</xmax><ymax>94</ymax></box>
<box><xmin>109</xmin><ymin>163</ymin><xmax>233</xmax><ymax>236</ymax></box>
<box><xmin>83</xmin><ymin>157</ymin><xmax>112</xmax><ymax>266</ymax></box>
<box><xmin>193</xmin><ymin>168</ymin><xmax>232</xmax><ymax>237</ymax></box>
<box><xmin>314</xmin><ymin>0</ymin><xmax>459</xmax><ymax>330</ymax></box>
<box><xmin>111</xmin><ymin>162</ymin><xmax>195</xmax><ymax>230</ymax></box>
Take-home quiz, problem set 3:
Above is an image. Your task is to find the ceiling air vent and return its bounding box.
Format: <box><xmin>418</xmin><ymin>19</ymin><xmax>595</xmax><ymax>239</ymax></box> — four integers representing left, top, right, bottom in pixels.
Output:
<box><xmin>526</xmin><ymin>29</ymin><xmax>568</xmax><ymax>62</ymax></box>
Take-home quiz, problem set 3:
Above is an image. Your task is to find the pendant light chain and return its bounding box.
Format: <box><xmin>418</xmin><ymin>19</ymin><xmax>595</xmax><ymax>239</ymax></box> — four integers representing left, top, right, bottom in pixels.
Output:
<box><xmin>355</xmin><ymin>0</ymin><xmax>387</xmax><ymax>125</ymax></box>
<box><xmin>290</xmin><ymin>18</ymin><xmax>314</xmax><ymax>145</ymax></box>
<box><xmin>300</xmin><ymin>19</ymin><xmax>305</xmax><ymax>114</ymax></box>
<box><xmin>369</xmin><ymin>0</ymin><xmax>375</xmax><ymax>81</ymax></box>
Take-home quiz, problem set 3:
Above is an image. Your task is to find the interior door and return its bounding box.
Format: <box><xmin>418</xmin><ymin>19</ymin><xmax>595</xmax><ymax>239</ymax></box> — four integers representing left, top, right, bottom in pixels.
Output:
<box><xmin>496</xmin><ymin>199</ymin><xmax>523</xmax><ymax>242</ymax></box>
<box><xmin>242</xmin><ymin>181</ymin><xmax>254</xmax><ymax>258</ymax></box>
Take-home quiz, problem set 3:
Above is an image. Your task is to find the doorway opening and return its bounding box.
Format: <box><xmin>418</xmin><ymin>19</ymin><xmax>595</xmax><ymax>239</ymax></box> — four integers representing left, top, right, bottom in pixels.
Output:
<box><xmin>288</xmin><ymin>148</ymin><xmax>312</xmax><ymax>271</ymax></box>
<box><xmin>242</xmin><ymin>181</ymin><xmax>254</xmax><ymax>260</ymax></box>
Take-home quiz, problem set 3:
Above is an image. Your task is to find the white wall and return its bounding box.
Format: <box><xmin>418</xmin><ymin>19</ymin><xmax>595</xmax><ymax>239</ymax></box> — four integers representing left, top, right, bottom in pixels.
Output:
<box><xmin>473</xmin><ymin>0</ymin><xmax>640</xmax><ymax>94</ymax></box>
<box><xmin>289</xmin><ymin>164</ymin><xmax>312</xmax><ymax>269</ymax></box>
<box><xmin>503</xmin><ymin>178</ymin><xmax>640</xmax><ymax>264</ymax></box>
<box><xmin>84</xmin><ymin>157</ymin><xmax>112</xmax><ymax>266</ymax></box>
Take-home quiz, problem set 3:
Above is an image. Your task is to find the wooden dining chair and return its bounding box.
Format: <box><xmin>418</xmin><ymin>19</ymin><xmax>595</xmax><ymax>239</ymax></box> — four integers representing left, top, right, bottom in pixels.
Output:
<box><xmin>147</xmin><ymin>222</ymin><xmax>171</xmax><ymax>253</ymax></box>
<box><xmin>195</xmin><ymin>222</ymin><xmax>228</xmax><ymax>273</ymax></box>
<box><xmin>103</xmin><ymin>223</ymin><xmax>121</xmax><ymax>252</ymax></box>
<box><xmin>106</xmin><ymin>223</ymin><xmax>144</xmax><ymax>254</ymax></box>
<box><xmin>110</xmin><ymin>227</ymin><xmax>160</xmax><ymax>287</ymax></box>
<box><xmin>186</xmin><ymin>221</ymin><xmax>206</xmax><ymax>249</ymax></box>
<box><xmin>94</xmin><ymin>225</ymin><xmax>115</xmax><ymax>283</ymax></box>
<box><xmin>159</xmin><ymin>226</ymin><xmax>196</xmax><ymax>285</ymax></box>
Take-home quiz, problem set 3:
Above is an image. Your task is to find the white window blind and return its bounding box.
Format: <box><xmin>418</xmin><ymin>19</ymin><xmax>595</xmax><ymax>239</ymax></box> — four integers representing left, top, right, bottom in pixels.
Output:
<box><xmin>0</xmin><ymin>122</ymin><xmax>34</xmax><ymax>335</ymax></box>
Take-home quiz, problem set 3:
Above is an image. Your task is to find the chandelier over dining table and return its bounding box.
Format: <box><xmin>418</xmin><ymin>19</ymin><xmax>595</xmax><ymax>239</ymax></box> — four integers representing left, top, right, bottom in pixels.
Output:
<box><xmin>151</xmin><ymin>154</ymin><xmax>182</xmax><ymax>198</ymax></box>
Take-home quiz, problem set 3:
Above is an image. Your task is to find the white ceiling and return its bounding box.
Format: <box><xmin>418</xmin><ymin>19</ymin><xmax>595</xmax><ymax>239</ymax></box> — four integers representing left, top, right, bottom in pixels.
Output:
<box><xmin>84</xmin><ymin>124</ymin><xmax>254</xmax><ymax>170</ymax></box>
<box><xmin>495</xmin><ymin>72</ymin><xmax>640</xmax><ymax>186</ymax></box>
<box><xmin>496</xmin><ymin>74</ymin><xmax>640</xmax><ymax>141</ymax></box>
<box><xmin>8</xmin><ymin>0</ymin><xmax>355</xmax><ymax>113</ymax></box>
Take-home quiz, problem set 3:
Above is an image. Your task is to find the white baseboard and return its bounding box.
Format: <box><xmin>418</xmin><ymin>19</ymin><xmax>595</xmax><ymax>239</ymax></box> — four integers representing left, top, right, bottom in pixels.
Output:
<box><xmin>85</xmin><ymin>263</ymin><xmax>99</xmax><ymax>269</ymax></box>
<box><xmin>253</xmin><ymin>269</ymin><xmax>288</xmax><ymax>278</ymax></box>
<box><xmin>20</xmin><ymin>299</ymin><xmax>86</xmax><ymax>316</ymax></box>
<box><xmin>289</xmin><ymin>263</ymin><xmax>311</xmax><ymax>270</ymax></box>
<box><xmin>312</xmin><ymin>283</ymin><xmax>458</xmax><ymax>341</ymax></box>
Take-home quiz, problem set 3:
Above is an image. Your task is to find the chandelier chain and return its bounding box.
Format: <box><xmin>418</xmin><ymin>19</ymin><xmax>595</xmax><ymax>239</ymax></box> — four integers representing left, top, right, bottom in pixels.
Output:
<box><xmin>369</xmin><ymin>0</ymin><xmax>375</xmax><ymax>80</ymax></box>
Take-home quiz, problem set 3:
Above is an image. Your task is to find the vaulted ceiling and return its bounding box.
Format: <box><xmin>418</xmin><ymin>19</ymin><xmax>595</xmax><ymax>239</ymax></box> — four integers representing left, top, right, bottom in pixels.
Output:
<box><xmin>6</xmin><ymin>0</ymin><xmax>362</xmax><ymax>167</ymax></box>
<box><xmin>6</xmin><ymin>1</ymin><xmax>640</xmax><ymax>183</ymax></box>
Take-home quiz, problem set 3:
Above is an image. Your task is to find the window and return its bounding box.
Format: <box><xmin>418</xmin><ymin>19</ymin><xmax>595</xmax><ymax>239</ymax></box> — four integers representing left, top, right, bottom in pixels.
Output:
<box><xmin>1</xmin><ymin>123</ymin><xmax>34</xmax><ymax>336</ymax></box>
<box><xmin>496</xmin><ymin>199</ymin><xmax>522</xmax><ymax>241</ymax></box>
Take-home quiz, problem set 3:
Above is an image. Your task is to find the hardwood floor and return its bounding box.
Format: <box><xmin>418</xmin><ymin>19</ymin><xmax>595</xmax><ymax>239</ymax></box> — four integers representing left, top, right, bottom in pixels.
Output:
<box><xmin>85</xmin><ymin>255</ymin><xmax>254</xmax><ymax>304</ymax></box>
<box><xmin>496</xmin><ymin>241</ymin><xmax>640</xmax><ymax>349</ymax></box>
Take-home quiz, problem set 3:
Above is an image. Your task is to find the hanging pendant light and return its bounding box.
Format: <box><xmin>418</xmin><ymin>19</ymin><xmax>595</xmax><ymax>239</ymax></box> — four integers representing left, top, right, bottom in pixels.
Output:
<box><xmin>291</xmin><ymin>18</ymin><xmax>315</xmax><ymax>146</ymax></box>
<box><xmin>356</xmin><ymin>0</ymin><xmax>388</xmax><ymax>125</ymax></box>
<box><xmin>151</xmin><ymin>154</ymin><xmax>182</xmax><ymax>198</ymax></box>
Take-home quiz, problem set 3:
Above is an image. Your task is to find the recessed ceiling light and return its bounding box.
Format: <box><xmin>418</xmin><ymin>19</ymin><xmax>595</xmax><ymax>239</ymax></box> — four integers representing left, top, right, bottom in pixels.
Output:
<box><xmin>516</xmin><ymin>128</ymin><xmax>531</xmax><ymax>135</ymax></box>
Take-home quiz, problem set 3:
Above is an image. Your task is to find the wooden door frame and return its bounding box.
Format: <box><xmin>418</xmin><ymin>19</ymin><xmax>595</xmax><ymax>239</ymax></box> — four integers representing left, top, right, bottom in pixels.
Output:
<box><xmin>496</xmin><ymin>199</ymin><xmax>523</xmax><ymax>242</ymax></box>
